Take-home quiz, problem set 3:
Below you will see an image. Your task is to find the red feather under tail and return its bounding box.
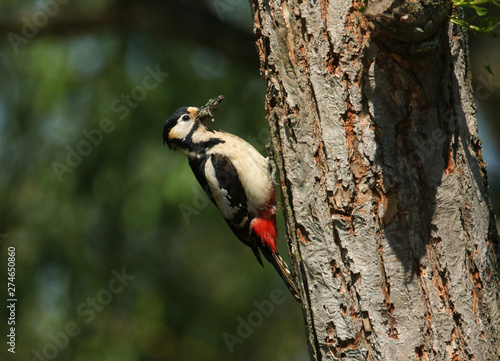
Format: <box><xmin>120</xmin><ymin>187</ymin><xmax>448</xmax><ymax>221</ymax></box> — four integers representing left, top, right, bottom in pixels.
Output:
<box><xmin>251</xmin><ymin>190</ymin><xmax>278</xmax><ymax>252</ymax></box>
<box><xmin>251</xmin><ymin>217</ymin><xmax>278</xmax><ymax>253</ymax></box>
<box><xmin>250</xmin><ymin>205</ymin><xmax>300</xmax><ymax>301</ymax></box>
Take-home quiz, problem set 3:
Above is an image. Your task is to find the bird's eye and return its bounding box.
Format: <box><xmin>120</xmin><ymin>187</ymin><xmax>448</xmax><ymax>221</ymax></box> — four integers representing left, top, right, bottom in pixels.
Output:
<box><xmin>181</xmin><ymin>115</ymin><xmax>190</xmax><ymax>121</ymax></box>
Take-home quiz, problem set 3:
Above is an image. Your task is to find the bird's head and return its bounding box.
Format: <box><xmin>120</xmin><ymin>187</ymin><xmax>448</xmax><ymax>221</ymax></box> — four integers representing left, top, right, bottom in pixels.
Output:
<box><xmin>164</xmin><ymin>96</ymin><xmax>224</xmax><ymax>153</ymax></box>
<box><xmin>163</xmin><ymin>106</ymin><xmax>215</xmax><ymax>150</ymax></box>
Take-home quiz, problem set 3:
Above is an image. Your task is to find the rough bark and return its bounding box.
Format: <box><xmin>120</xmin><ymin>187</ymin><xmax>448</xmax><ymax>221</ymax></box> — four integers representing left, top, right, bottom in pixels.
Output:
<box><xmin>250</xmin><ymin>0</ymin><xmax>500</xmax><ymax>360</ymax></box>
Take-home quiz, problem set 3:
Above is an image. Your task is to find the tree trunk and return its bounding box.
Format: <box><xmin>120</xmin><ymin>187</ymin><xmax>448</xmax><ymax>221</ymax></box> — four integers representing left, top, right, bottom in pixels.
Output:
<box><xmin>250</xmin><ymin>1</ymin><xmax>500</xmax><ymax>360</ymax></box>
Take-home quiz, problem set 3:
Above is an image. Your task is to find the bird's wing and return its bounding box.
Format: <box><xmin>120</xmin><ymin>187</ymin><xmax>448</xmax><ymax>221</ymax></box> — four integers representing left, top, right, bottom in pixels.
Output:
<box><xmin>189</xmin><ymin>154</ymin><xmax>264</xmax><ymax>266</ymax></box>
<box><xmin>203</xmin><ymin>153</ymin><xmax>248</xmax><ymax>223</ymax></box>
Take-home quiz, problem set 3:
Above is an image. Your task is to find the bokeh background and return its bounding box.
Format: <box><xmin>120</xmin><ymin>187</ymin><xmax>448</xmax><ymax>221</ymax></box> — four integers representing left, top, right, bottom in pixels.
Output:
<box><xmin>0</xmin><ymin>1</ymin><xmax>498</xmax><ymax>361</ymax></box>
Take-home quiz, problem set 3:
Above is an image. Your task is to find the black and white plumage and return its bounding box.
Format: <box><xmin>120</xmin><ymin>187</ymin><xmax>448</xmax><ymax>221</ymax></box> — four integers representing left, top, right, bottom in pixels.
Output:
<box><xmin>163</xmin><ymin>105</ymin><xmax>300</xmax><ymax>301</ymax></box>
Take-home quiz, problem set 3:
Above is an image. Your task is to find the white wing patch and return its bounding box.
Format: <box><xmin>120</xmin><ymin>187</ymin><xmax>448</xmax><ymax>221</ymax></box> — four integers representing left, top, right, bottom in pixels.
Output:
<box><xmin>204</xmin><ymin>157</ymin><xmax>235</xmax><ymax>220</ymax></box>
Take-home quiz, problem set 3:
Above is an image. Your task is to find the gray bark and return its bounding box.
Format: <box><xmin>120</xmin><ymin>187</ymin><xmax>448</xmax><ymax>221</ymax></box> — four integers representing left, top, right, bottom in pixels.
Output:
<box><xmin>250</xmin><ymin>0</ymin><xmax>500</xmax><ymax>360</ymax></box>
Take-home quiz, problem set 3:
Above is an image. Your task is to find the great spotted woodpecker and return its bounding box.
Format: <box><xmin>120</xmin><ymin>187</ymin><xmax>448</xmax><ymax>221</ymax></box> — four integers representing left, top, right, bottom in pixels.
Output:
<box><xmin>163</xmin><ymin>98</ymin><xmax>300</xmax><ymax>302</ymax></box>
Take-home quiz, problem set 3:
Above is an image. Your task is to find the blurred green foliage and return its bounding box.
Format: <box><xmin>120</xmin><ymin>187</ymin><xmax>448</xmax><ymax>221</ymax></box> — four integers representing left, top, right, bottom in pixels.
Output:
<box><xmin>0</xmin><ymin>1</ymin><xmax>307</xmax><ymax>360</ymax></box>
<box><xmin>0</xmin><ymin>1</ymin><xmax>499</xmax><ymax>361</ymax></box>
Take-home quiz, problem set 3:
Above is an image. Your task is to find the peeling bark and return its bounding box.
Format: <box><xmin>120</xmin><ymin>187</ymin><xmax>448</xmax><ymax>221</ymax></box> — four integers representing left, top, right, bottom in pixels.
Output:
<box><xmin>250</xmin><ymin>0</ymin><xmax>500</xmax><ymax>360</ymax></box>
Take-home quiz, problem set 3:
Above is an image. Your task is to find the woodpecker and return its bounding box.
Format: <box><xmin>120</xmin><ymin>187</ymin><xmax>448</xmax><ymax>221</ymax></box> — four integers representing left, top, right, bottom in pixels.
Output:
<box><xmin>163</xmin><ymin>99</ymin><xmax>300</xmax><ymax>302</ymax></box>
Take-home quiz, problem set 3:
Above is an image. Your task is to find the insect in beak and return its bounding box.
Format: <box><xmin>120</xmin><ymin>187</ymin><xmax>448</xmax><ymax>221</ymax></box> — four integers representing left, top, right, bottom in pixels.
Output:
<box><xmin>195</xmin><ymin>95</ymin><xmax>224</xmax><ymax>125</ymax></box>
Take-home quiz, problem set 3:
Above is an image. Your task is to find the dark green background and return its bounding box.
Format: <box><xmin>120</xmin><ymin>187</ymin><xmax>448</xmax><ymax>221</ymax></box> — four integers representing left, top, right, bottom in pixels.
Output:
<box><xmin>0</xmin><ymin>1</ymin><xmax>498</xmax><ymax>360</ymax></box>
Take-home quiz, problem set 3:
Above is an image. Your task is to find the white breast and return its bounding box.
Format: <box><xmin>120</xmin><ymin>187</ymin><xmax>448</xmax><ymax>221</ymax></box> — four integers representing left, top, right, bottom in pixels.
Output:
<box><xmin>207</xmin><ymin>132</ymin><xmax>273</xmax><ymax>216</ymax></box>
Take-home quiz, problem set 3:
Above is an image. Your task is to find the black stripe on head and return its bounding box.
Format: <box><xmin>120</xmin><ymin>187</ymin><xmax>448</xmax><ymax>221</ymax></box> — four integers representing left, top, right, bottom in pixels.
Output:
<box><xmin>189</xmin><ymin>138</ymin><xmax>225</xmax><ymax>155</ymax></box>
<box><xmin>168</xmin><ymin>133</ymin><xmax>225</xmax><ymax>155</ymax></box>
<box><xmin>163</xmin><ymin>107</ymin><xmax>189</xmax><ymax>147</ymax></box>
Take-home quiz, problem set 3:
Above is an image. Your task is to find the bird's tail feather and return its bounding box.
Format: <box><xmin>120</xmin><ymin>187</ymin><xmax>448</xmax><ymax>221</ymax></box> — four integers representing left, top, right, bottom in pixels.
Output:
<box><xmin>260</xmin><ymin>247</ymin><xmax>300</xmax><ymax>302</ymax></box>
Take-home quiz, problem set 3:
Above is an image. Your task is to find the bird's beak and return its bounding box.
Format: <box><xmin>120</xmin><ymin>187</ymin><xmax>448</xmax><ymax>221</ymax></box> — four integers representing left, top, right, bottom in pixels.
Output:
<box><xmin>193</xmin><ymin>107</ymin><xmax>215</xmax><ymax>126</ymax></box>
<box><xmin>195</xmin><ymin>95</ymin><xmax>224</xmax><ymax>125</ymax></box>
<box><xmin>187</xmin><ymin>107</ymin><xmax>199</xmax><ymax>119</ymax></box>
